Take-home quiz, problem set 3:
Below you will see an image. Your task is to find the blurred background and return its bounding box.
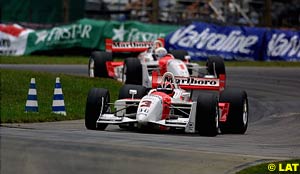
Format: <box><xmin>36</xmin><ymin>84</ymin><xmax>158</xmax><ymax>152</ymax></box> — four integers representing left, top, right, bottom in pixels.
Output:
<box><xmin>1</xmin><ymin>0</ymin><xmax>299</xmax><ymax>30</ymax></box>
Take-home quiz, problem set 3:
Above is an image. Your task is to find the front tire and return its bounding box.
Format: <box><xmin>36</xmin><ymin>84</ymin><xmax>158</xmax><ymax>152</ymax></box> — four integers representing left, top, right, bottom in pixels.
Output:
<box><xmin>219</xmin><ymin>88</ymin><xmax>248</xmax><ymax>134</ymax></box>
<box><xmin>123</xmin><ymin>58</ymin><xmax>143</xmax><ymax>85</ymax></box>
<box><xmin>206</xmin><ymin>56</ymin><xmax>225</xmax><ymax>78</ymax></box>
<box><xmin>85</xmin><ymin>88</ymin><xmax>110</xmax><ymax>130</ymax></box>
<box><xmin>89</xmin><ymin>51</ymin><xmax>112</xmax><ymax>78</ymax></box>
<box><xmin>169</xmin><ymin>50</ymin><xmax>189</xmax><ymax>61</ymax></box>
<box><xmin>196</xmin><ymin>93</ymin><xmax>219</xmax><ymax>136</ymax></box>
<box><xmin>118</xmin><ymin>84</ymin><xmax>147</xmax><ymax>99</ymax></box>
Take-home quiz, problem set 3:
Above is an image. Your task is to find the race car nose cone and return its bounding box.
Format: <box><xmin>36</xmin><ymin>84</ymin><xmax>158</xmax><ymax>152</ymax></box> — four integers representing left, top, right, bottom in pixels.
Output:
<box><xmin>137</xmin><ymin>113</ymin><xmax>148</xmax><ymax>124</ymax></box>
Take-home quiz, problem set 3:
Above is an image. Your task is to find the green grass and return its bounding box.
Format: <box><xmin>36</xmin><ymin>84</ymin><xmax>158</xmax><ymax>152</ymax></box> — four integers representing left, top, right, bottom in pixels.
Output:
<box><xmin>2</xmin><ymin>55</ymin><xmax>300</xmax><ymax>67</ymax></box>
<box><xmin>1</xmin><ymin>55</ymin><xmax>88</xmax><ymax>64</ymax></box>
<box><xmin>1</xmin><ymin>69</ymin><xmax>122</xmax><ymax>123</ymax></box>
<box><xmin>237</xmin><ymin>159</ymin><xmax>300</xmax><ymax>174</ymax></box>
<box><xmin>1</xmin><ymin>55</ymin><xmax>299</xmax><ymax>123</ymax></box>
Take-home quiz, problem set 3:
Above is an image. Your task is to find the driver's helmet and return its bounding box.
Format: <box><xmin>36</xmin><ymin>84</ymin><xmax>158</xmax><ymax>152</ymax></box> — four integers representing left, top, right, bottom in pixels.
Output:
<box><xmin>154</xmin><ymin>47</ymin><xmax>167</xmax><ymax>60</ymax></box>
<box><xmin>157</xmin><ymin>81</ymin><xmax>175</xmax><ymax>96</ymax></box>
<box><xmin>153</xmin><ymin>40</ymin><xmax>164</xmax><ymax>49</ymax></box>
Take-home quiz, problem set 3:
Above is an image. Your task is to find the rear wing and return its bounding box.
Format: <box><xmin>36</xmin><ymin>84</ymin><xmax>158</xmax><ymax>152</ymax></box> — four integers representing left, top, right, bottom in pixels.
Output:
<box><xmin>152</xmin><ymin>71</ymin><xmax>226</xmax><ymax>92</ymax></box>
<box><xmin>105</xmin><ymin>38</ymin><xmax>164</xmax><ymax>52</ymax></box>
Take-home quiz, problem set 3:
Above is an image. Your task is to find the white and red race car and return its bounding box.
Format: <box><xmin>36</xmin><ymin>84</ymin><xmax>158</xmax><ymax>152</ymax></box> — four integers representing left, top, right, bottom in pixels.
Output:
<box><xmin>85</xmin><ymin>71</ymin><xmax>248</xmax><ymax>136</ymax></box>
<box><xmin>88</xmin><ymin>39</ymin><xmax>225</xmax><ymax>88</ymax></box>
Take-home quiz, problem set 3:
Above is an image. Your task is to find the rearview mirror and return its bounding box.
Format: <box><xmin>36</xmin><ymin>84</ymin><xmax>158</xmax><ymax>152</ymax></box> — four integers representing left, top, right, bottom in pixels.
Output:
<box><xmin>129</xmin><ymin>90</ymin><xmax>137</xmax><ymax>99</ymax></box>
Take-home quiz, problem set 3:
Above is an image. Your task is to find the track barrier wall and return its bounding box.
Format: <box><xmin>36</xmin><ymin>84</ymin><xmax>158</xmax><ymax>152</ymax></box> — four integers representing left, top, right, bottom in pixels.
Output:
<box><xmin>1</xmin><ymin>19</ymin><xmax>299</xmax><ymax>61</ymax></box>
<box><xmin>166</xmin><ymin>22</ymin><xmax>300</xmax><ymax>61</ymax></box>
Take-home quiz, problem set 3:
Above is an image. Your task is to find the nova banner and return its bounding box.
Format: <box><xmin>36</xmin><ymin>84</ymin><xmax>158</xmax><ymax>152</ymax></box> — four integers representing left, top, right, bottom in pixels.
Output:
<box><xmin>165</xmin><ymin>22</ymin><xmax>266</xmax><ymax>61</ymax></box>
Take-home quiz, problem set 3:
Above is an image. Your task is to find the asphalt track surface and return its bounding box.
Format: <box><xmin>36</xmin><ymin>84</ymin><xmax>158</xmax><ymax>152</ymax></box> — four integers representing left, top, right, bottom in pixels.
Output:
<box><xmin>1</xmin><ymin>64</ymin><xmax>300</xmax><ymax>174</ymax></box>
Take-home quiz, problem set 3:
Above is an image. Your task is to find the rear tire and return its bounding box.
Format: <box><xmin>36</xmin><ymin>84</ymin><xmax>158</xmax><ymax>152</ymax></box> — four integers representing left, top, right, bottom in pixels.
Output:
<box><xmin>196</xmin><ymin>93</ymin><xmax>219</xmax><ymax>136</ymax></box>
<box><xmin>124</xmin><ymin>58</ymin><xmax>143</xmax><ymax>85</ymax></box>
<box><xmin>219</xmin><ymin>88</ymin><xmax>248</xmax><ymax>134</ymax></box>
<box><xmin>169</xmin><ymin>50</ymin><xmax>189</xmax><ymax>61</ymax></box>
<box><xmin>206</xmin><ymin>56</ymin><xmax>225</xmax><ymax>78</ymax></box>
<box><xmin>85</xmin><ymin>88</ymin><xmax>110</xmax><ymax>130</ymax></box>
<box><xmin>89</xmin><ymin>51</ymin><xmax>112</xmax><ymax>78</ymax></box>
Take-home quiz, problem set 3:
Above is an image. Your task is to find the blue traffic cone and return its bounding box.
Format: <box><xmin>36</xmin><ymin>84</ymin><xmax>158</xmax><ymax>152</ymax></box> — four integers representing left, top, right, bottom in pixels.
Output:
<box><xmin>25</xmin><ymin>78</ymin><xmax>38</xmax><ymax>112</ymax></box>
<box><xmin>52</xmin><ymin>77</ymin><xmax>66</xmax><ymax>115</ymax></box>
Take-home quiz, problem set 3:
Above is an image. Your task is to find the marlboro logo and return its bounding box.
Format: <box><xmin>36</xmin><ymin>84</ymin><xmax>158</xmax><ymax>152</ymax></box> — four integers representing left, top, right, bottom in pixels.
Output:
<box><xmin>165</xmin><ymin>76</ymin><xmax>219</xmax><ymax>86</ymax></box>
<box><xmin>112</xmin><ymin>41</ymin><xmax>153</xmax><ymax>48</ymax></box>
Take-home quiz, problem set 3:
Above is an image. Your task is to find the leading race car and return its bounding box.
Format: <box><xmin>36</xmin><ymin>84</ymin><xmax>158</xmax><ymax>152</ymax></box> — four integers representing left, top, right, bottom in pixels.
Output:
<box><xmin>85</xmin><ymin>71</ymin><xmax>248</xmax><ymax>136</ymax></box>
<box><xmin>88</xmin><ymin>39</ymin><xmax>225</xmax><ymax>88</ymax></box>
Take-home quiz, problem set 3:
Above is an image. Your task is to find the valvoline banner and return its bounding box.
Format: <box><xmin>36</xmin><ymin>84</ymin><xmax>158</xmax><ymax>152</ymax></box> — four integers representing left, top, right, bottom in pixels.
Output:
<box><xmin>265</xmin><ymin>29</ymin><xmax>300</xmax><ymax>61</ymax></box>
<box><xmin>165</xmin><ymin>22</ymin><xmax>266</xmax><ymax>61</ymax></box>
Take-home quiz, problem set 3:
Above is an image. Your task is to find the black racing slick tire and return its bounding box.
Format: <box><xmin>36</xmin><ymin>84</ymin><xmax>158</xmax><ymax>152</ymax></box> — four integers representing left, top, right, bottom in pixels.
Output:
<box><xmin>206</xmin><ymin>56</ymin><xmax>226</xmax><ymax>78</ymax></box>
<box><xmin>219</xmin><ymin>88</ymin><xmax>248</xmax><ymax>134</ymax></box>
<box><xmin>118</xmin><ymin>84</ymin><xmax>147</xmax><ymax>99</ymax></box>
<box><xmin>196</xmin><ymin>93</ymin><xmax>219</xmax><ymax>136</ymax></box>
<box><xmin>85</xmin><ymin>88</ymin><xmax>110</xmax><ymax>130</ymax></box>
<box><xmin>169</xmin><ymin>50</ymin><xmax>189</xmax><ymax>61</ymax></box>
<box><xmin>123</xmin><ymin>58</ymin><xmax>143</xmax><ymax>85</ymax></box>
<box><xmin>89</xmin><ymin>51</ymin><xmax>112</xmax><ymax>78</ymax></box>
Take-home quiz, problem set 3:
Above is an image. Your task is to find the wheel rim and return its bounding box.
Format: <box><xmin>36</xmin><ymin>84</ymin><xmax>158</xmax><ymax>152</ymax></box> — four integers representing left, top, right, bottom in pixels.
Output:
<box><xmin>98</xmin><ymin>94</ymin><xmax>110</xmax><ymax>117</ymax></box>
<box><xmin>242</xmin><ymin>100</ymin><xmax>248</xmax><ymax>126</ymax></box>
<box><xmin>89</xmin><ymin>58</ymin><xmax>95</xmax><ymax>77</ymax></box>
<box><xmin>105</xmin><ymin>95</ymin><xmax>110</xmax><ymax>113</ymax></box>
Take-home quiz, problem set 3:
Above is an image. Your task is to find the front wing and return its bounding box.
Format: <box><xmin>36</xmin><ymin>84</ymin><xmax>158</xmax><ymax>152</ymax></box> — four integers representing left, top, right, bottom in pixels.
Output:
<box><xmin>96</xmin><ymin>100</ymin><xmax>198</xmax><ymax>133</ymax></box>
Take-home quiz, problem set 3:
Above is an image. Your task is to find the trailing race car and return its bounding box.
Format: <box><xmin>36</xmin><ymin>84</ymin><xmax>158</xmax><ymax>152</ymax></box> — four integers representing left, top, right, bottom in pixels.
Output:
<box><xmin>88</xmin><ymin>39</ymin><xmax>225</xmax><ymax>88</ymax></box>
<box><xmin>85</xmin><ymin>71</ymin><xmax>248</xmax><ymax>136</ymax></box>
